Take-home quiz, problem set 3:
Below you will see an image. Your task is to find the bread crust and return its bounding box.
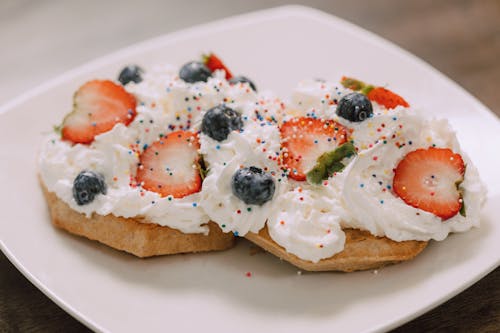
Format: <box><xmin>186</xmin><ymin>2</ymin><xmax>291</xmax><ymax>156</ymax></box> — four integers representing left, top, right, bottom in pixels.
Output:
<box><xmin>245</xmin><ymin>225</ymin><xmax>428</xmax><ymax>272</ymax></box>
<box><xmin>41</xmin><ymin>184</ymin><xmax>235</xmax><ymax>257</ymax></box>
<box><xmin>41</xmin><ymin>182</ymin><xmax>427</xmax><ymax>270</ymax></box>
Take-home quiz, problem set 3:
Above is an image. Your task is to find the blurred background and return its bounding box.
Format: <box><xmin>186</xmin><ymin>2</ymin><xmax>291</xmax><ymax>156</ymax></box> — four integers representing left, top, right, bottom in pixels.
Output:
<box><xmin>1</xmin><ymin>0</ymin><xmax>498</xmax><ymax>332</ymax></box>
<box><xmin>0</xmin><ymin>0</ymin><xmax>499</xmax><ymax>109</ymax></box>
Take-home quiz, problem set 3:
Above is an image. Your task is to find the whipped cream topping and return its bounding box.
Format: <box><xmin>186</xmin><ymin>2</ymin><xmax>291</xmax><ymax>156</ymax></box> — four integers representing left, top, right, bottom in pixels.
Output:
<box><xmin>39</xmin><ymin>66</ymin><xmax>258</xmax><ymax>234</ymax></box>
<box><xmin>39</xmin><ymin>68</ymin><xmax>487</xmax><ymax>263</ymax></box>
<box><xmin>331</xmin><ymin>109</ymin><xmax>486</xmax><ymax>241</ymax></box>
<box><xmin>267</xmin><ymin>185</ymin><xmax>346</xmax><ymax>262</ymax></box>
<box><xmin>200</xmin><ymin>97</ymin><xmax>287</xmax><ymax>235</ymax></box>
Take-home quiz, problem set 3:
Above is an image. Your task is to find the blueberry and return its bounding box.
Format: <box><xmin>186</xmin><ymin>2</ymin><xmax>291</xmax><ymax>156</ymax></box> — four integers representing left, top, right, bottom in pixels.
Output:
<box><xmin>118</xmin><ymin>65</ymin><xmax>143</xmax><ymax>85</ymax></box>
<box><xmin>231</xmin><ymin>167</ymin><xmax>275</xmax><ymax>205</ymax></box>
<box><xmin>73</xmin><ymin>171</ymin><xmax>107</xmax><ymax>205</ymax></box>
<box><xmin>202</xmin><ymin>105</ymin><xmax>243</xmax><ymax>141</ymax></box>
<box><xmin>228</xmin><ymin>76</ymin><xmax>257</xmax><ymax>92</ymax></box>
<box><xmin>179</xmin><ymin>61</ymin><xmax>212</xmax><ymax>83</ymax></box>
<box><xmin>336</xmin><ymin>92</ymin><xmax>373</xmax><ymax>122</ymax></box>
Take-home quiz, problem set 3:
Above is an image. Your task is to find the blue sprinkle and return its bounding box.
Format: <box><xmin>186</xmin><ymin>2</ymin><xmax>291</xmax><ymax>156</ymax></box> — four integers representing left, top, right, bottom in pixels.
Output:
<box><xmin>392</xmin><ymin>117</ymin><xmax>397</xmax><ymax>121</ymax></box>
<box><xmin>380</xmin><ymin>200</ymin><xmax>384</xmax><ymax>204</ymax></box>
<box><xmin>187</xmin><ymin>107</ymin><xmax>192</xmax><ymax>112</ymax></box>
<box><xmin>215</xmin><ymin>145</ymin><xmax>220</xmax><ymax>150</ymax></box>
<box><xmin>143</xmin><ymin>144</ymin><xmax>148</xmax><ymax>150</ymax></box>
<box><xmin>233</xmin><ymin>231</ymin><xmax>239</xmax><ymax>237</ymax></box>
<box><xmin>387</xmin><ymin>185</ymin><xmax>392</xmax><ymax>190</ymax></box>
<box><xmin>314</xmin><ymin>140</ymin><xmax>318</xmax><ymax>144</ymax></box>
<box><xmin>192</xmin><ymin>202</ymin><xmax>197</xmax><ymax>207</ymax></box>
<box><xmin>360</xmin><ymin>183</ymin><xmax>365</xmax><ymax>188</ymax></box>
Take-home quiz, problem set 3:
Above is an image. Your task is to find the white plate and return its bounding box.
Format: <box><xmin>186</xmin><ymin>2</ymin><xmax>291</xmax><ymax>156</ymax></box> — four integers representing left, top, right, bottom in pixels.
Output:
<box><xmin>1</xmin><ymin>5</ymin><xmax>499</xmax><ymax>333</ymax></box>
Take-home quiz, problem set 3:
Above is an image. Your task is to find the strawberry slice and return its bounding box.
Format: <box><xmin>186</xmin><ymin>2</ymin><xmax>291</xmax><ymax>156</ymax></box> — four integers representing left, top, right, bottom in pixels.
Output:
<box><xmin>341</xmin><ymin>76</ymin><xmax>409</xmax><ymax>109</ymax></box>
<box><xmin>367</xmin><ymin>87</ymin><xmax>409</xmax><ymax>109</ymax></box>
<box><xmin>62</xmin><ymin>80</ymin><xmax>136</xmax><ymax>144</ymax></box>
<box><xmin>136</xmin><ymin>131</ymin><xmax>202</xmax><ymax>198</ymax></box>
<box><xmin>393</xmin><ymin>147</ymin><xmax>465</xmax><ymax>220</ymax></box>
<box><xmin>280</xmin><ymin>117</ymin><xmax>347</xmax><ymax>181</ymax></box>
<box><xmin>202</xmin><ymin>53</ymin><xmax>233</xmax><ymax>80</ymax></box>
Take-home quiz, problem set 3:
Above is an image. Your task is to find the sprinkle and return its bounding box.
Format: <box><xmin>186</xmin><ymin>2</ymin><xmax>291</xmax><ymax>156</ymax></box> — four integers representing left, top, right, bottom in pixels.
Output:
<box><xmin>247</xmin><ymin>207</ymin><xmax>252</xmax><ymax>212</ymax></box>
<box><xmin>236</xmin><ymin>209</ymin><xmax>241</xmax><ymax>214</ymax></box>
<box><xmin>233</xmin><ymin>231</ymin><xmax>239</xmax><ymax>237</ymax></box>
<box><xmin>360</xmin><ymin>183</ymin><xmax>365</xmax><ymax>188</ymax></box>
<box><xmin>280</xmin><ymin>220</ymin><xmax>285</xmax><ymax>225</ymax></box>
<box><xmin>245</xmin><ymin>272</ymin><xmax>252</xmax><ymax>278</ymax></box>
<box><xmin>192</xmin><ymin>202</ymin><xmax>197</xmax><ymax>207</ymax></box>
<box><xmin>380</xmin><ymin>200</ymin><xmax>384</xmax><ymax>204</ymax></box>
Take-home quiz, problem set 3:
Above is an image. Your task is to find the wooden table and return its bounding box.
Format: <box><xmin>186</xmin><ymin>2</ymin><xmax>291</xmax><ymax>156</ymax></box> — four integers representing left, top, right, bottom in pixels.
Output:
<box><xmin>1</xmin><ymin>1</ymin><xmax>498</xmax><ymax>331</ymax></box>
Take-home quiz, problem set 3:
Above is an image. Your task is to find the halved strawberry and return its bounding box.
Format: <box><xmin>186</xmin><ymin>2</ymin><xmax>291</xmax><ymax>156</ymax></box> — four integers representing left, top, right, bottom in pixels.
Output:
<box><xmin>280</xmin><ymin>117</ymin><xmax>347</xmax><ymax>181</ymax></box>
<box><xmin>393</xmin><ymin>147</ymin><xmax>465</xmax><ymax>220</ymax></box>
<box><xmin>367</xmin><ymin>87</ymin><xmax>409</xmax><ymax>109</ymax></box>
<box><xmin>62</xmin><ymin>80</ymin><xmax>136</xmax><ymax>144</ymax></box>
<box><xmin>202</xmin><ymin>53</ymin><xmax>233</xmax><ymax>80</ymax></box>
<box><xmin>136</xmin><ymin>131</ymin><xmax>202</xmax><ymax>198</ymax></box>
<box><xmin>341</xmin><ymin>76</ymin><xmax>409</xmax><ymax>109</ymax></box>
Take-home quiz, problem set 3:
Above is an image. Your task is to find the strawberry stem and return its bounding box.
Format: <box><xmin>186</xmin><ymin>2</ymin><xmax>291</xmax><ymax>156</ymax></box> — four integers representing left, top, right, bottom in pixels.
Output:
<box><xmin>341</xmin><ymin>77</ymin><xmax>365</xmax><ymax>91</ymax></box>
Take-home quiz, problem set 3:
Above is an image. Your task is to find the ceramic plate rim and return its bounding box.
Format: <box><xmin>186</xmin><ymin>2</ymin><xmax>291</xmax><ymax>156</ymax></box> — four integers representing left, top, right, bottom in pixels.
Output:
<box><xmin>1</xmin><ymin>5</ymin><xmax>499</xmax><ymax>333</ymax></box>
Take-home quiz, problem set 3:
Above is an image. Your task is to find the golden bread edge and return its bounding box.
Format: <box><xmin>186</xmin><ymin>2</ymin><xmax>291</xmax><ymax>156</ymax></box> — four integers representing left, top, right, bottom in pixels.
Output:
<box><xmin>41</xmin><ymin>182</ymin><xmax>235</xmax><ymax>257</ymax></box>
<box><xmin>245</xmin><ymin>226</ymin><xmax>428</xmax><ymax>272</ymax></box>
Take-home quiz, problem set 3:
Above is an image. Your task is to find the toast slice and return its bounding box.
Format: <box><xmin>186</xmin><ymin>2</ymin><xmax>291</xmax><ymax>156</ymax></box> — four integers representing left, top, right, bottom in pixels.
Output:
<box><xmin>41</xmin><ymin>184</ymin><xmax>235</xmax><ymax>257</ymax></box>
<box><xmin>246</xmin><ymin>225</ymin><xmax>428</xmax><ymax>272</ymax></box>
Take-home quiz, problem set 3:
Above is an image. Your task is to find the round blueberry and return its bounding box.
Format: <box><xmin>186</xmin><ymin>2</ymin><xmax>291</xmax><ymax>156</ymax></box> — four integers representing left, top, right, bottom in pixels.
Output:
<box><xmin>73</xmin><ymin>171</ymin><xmax>107</xmax><ymax>205</ymax></box>
<box><xmin>231</xmin><ymin>167</ymin><xmax>275</xmax><ymax>206</ymax></box>
<box><xmin>179</xmin><ymin>61</ymin><xmax>212</xmax><ymax>83</ymax></box>
<box><xmin>118</xmin><ymin>65</ymin><xmax>143</xmax><ymax>85</ymax></box>
<box><xmin>336</xmin><ymin>92</ymin><xmax>373</xmax><ymax>122</ymax></box>
<box><xmin>228</xmin><ymin>76</ymin><xmax>257</xmax><ymax>92</ymax></box>
<box><xmin>201</xmin><ymin>105</ymin><xmax>243</xmax><ymax>141</ymax></box>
